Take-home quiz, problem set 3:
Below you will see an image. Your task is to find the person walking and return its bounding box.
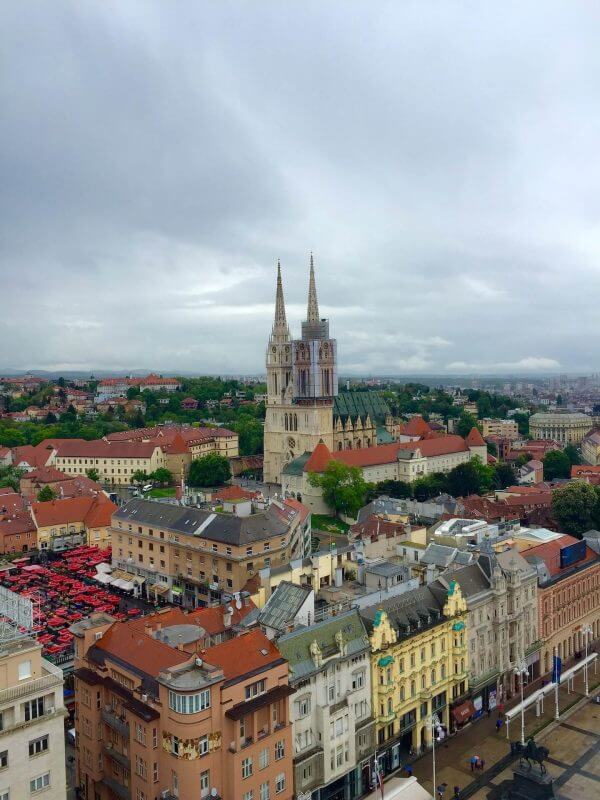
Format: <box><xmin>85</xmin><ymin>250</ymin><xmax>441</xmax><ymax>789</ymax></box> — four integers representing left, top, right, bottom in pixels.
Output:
<box><xmin>437</xmin><ymin>783</ymin><xmax>448</xmax><ymax>799</ymax></box>
<box><xmin>495</xmin><ymin>718</ymin><xmax>503</xmax><ymax>733</ymax></box>
<box><xmin>405</xmin><ymin>764</ymin><xmax>413</xmax><ymax>778</ymax></box>
<box><xmin>470</xmin><ymin>755</ymin><xmax>479</xmax><ymax>771</ymax></box>
<box><xmin>453</xmin><ymin>787</ymin><xmax>461</xmax><ymax>800</ymax></box>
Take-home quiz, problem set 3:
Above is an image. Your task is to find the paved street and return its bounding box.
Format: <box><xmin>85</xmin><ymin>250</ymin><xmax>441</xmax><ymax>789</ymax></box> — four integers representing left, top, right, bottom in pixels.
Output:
<box><xmin>406</xmin><ymin>662</ymin><xmax>600</xmax><ymax>799</ymax></box>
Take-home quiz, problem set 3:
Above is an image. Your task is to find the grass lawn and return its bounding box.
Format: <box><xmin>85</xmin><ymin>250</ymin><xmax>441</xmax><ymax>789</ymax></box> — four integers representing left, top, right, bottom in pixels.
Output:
<box><xmin>311</xmin><ymin>514</ymin><xmax>350</xmax><ymax>535</ymax></box>
<box><xmin>147</xmin><ymin>487</ymin><xmax>176</xmax><ymax>498</ymax></box>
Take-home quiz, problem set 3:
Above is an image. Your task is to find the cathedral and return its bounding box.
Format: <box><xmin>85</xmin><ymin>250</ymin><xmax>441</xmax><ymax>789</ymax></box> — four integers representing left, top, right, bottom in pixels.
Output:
<box><xmin>263</xmin><ymin>257</ymin><xmax>395</xmax><ymax>484</ymax></box>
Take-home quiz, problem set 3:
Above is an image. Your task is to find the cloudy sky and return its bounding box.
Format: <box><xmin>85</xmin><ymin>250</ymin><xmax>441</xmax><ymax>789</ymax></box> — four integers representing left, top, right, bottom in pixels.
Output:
<box><xmin>2</xmin><ymin>2</ymin><xmax>600</xmax><ymax>376</ymax></box>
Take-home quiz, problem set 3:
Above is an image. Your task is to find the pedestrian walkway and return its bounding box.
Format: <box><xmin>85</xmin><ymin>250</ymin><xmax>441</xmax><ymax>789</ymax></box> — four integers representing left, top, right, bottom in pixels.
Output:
<box><xmin>409</xmin><ymin>660</ymin><xmax>600</xmax><ymax>798</ymax></box>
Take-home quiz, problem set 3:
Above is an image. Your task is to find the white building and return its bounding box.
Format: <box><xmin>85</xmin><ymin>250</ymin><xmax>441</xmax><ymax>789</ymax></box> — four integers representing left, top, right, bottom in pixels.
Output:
<box><xmin>276</xmin><ymin>609</ymin><xmax>375</xmax><ymax>800</ymax></box>
<box><xmin>0</xmin><ymin>637</ymin><xmax>67</xmax><ymax>800</ymax></box>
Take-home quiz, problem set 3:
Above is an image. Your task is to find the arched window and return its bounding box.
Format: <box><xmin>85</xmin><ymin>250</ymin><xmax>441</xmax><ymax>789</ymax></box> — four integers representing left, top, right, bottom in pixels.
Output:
<box><xmin>441</xmin><ymin>664</ymin><xmax>446</xmax><ymax>679</ymax></box>
<box><xmin>421</xmin><ymin>674</ymin><xmax>426</xmax><ymax>689</ymax></box>
<box><xmin>431</xmin><ymin>669</ymin><xmax>436</xmax><ymax>685</ymax></box>
<box><xmin>284</xmin><ymin>414</ymin><xmax>288</xmax><ymax>431</ymax></box>
<box><xmin>294</xmin><ymin>414</ymin><xmax>298</xmax><ymax>431</ymax></box>
<box><xmin>338</xmin><ymin>442</ymin><xmax>343</xmax><ymax>451</ymax></box>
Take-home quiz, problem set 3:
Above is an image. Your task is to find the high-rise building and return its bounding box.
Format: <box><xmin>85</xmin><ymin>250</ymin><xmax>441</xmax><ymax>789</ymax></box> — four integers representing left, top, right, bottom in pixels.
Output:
<box><xmin>263</xmin><ymin>257</ymin><xmax>338</xmax><ymax>484</ymax></box>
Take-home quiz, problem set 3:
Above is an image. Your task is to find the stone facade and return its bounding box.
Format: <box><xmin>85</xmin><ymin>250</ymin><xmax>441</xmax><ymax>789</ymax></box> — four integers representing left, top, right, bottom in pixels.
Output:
<box><xmin>529</xmin><ymin>412</ymin><xmax>592</xmax><ymax>444</ymax></box>
<box><xmin>432</xmin><ymin>548</ymin><xmax>540</xmax><ymax>711</ymax></box>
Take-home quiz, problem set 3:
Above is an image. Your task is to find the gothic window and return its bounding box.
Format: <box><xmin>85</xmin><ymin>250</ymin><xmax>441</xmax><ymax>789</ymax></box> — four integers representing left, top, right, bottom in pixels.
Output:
<box><xmin>284</xmin><ymin>414</ymin><xmax>288</xmax><ymax>431</ymax></box>
<box><xmin>366</xmin><ymin>438</ymin><xmax>371</xmax><ymax>447</ymax></box>
<box><xmin>356</xmin><ymin>440</ymin><xmax>361</xmax><ymax>449</ymax></box>
<box><xmin>294</xmin><ymin>414</ymin><xmax>298</xmax><ymax>431</ymax></box>
<box><xmin>338</xmin><ymin>442</ymin><xmax>343</xmax><ymax>451</ymax></box>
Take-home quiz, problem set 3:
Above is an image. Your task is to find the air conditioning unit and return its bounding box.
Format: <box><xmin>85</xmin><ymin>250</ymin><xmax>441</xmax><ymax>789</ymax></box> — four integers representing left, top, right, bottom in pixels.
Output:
<box><xmin>47</xmin><ymin>706</ymin><xmax>55</xmax><ymax>714</ymax></box>
<box><xmin>141</xmin><ymin>694</ymin><xmax>148</xmax><ymax>702</ymax></box>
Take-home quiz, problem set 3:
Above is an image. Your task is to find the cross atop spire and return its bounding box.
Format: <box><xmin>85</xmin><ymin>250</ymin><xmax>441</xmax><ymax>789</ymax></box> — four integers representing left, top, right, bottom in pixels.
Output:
<box><xmin>271</xmin><ymin>259</ymin><xmax>290</xmax><ymax>342</ymax></box>
<box><xmin>307</xmin><ymin>252</ymin><xmax>320</xmax><ymax>323</ymax></box>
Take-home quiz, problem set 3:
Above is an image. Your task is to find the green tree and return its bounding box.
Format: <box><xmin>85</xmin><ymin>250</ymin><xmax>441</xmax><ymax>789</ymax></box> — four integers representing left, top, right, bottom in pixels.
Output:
<box><xmin>512</xmin><ymin>412</ymin><xmax>530</xmax><ymax>438</ymax></box>
<box><xmin>188</xmin><ymin>453</ymin><xmax>232</xmax><ymax>487</ymax></box>
<box><xmin>37</xmin><ymin>485</ymin><xmax>57</xmax><ymax>502</ymax></box>
<box><xmin>563</xmin><ymin>444</ymin><xmax>582</xmax><ymax>467</ymax></box>
<box><xmin>446</xmin><ymin>462</ymin><xmax>482</xmax><ymax>497</ymax></box>
<box><xmin>492</xmin><ymin>463</ymin><xmax>517</xmax><ymax>489</ymax></box>
<box><xmin>151</xmin><ymin>467</ymin><xmax>173</xmax><ymax>487</ymax></box>
<box><xmin>132</xmin><ymin>469</ymin><xmax>149</xmax><ymax>486</ymax></box>
<box><xmin>487</xmin><ymin>441</ymin><xmax>498</xmax><ymax>457</ymax></box>
<box><xmin>456</xmin><ymin>411</ymin><xmax>480</xmax><ymax>438</ymax></box>
<box><xmin>0</xmin><ymin>466</ymin><xmax>24</xmax><ymax>492</ymax></box>
<box><xmin>552</xmin><ymin>482</ymin><xmax>600</xmax><ymax>537</ymax></box>
<box><xmin>309</xmin><ymin>461</ymin><xmax>367</xmax><ymax>518</ymax></box>
<box><xmin>86</xmin><ymin>468</ymin><xmax>101</xmax><ymax>482</ymax></box>
<box><xmin>543</xmin><ymin>450</ymin><xmax>572</xmax><ymax>480</ymax></box>
<box><xmin>412</xmin><ymin>473</ymin><xmax>449</xmax><ymax>501</ymax></box>
<box><xmin>374</xmin><ymin>479</ymin><xmax>412</xmax><ymax>500</ymax></box>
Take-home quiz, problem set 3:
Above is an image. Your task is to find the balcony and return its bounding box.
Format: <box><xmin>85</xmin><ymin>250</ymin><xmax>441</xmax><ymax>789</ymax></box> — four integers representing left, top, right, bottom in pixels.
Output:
<box><xmin>103</xmin><ymin>743</ymin><xmax>130</xmax><ymax>769</ymax></box>
<box><xmin>102</xmin><ymin>708</ymin><xmax>129</xmax><ymax>737</ymax></box>
<box><xmin>101</xmin><ymin>776</ymin><xmax>131</xmax><ymax>800</ymax></box>
<box><xmin>0</xmin><ymin>659</ymin><xmax>63</xmax><ymax>705</ymax></box>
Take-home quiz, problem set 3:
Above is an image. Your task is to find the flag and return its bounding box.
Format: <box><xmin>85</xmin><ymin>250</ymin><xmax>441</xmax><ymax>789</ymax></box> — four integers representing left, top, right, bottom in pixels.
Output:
<box><xmin>552</xmin><ymin>655</ymin><xmax>562</xmax><ymax>684</ymax></box>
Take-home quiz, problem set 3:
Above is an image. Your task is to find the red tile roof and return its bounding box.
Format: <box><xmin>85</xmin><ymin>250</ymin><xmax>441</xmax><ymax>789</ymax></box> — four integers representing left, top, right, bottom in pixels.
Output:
<box><xmin>305</xmin><ymin>435</ymin><xmax>471</xmax><ymax>472</ymax></box>
<box><xmin>22</xmin><ymin>466</ymin><xmax>69</xmax><ymax>483</ymax></box>
<box><xmin>200</xmin><ymin>629</ymin><xmax>284</xmax><ymax>682</ymax></box>
<box><xmin>54</xmin><ymin>440</ymin><xmax>161</xmax><ymax>458</ymax></box>
<box><xmin>95</xmin><ymin>620</ymin><xmax>188</xmax><ymax>678</ymax></box>
<box><xmin>212</xmin><ymin>486</ymin><xmax>260</xmax><ymax>502</ymax></box>
<box><xmin>0</xmin><ymin>492</ymin><xmax>25</xmax><ymax>515</ymax></box>
<box><xmin>403</xmin><ymin>415</ymin><xmax>432</xmax><ymax>437</ymax></box>
<box><xmin>0</xmin><ymin>512</ymin><xmax>36</xmax><ymax>538</ymax></box>
<box><xmin>525</xmin><ymin>536</ymin><xmax>598</xmax><ymax>576</ymax></box>
<box><xmin>304</xmin><ymin>440</ymin><xmax>333</xmax><ymax>472</ymax></box>
<box><xmin>12</xmin><ymin>444</ymin><xmax>54</xmax><ymax>469</ymax></box>
<box><xmin>31</xmin><ymin>495</ymin><xmax>117</xmax><ymax>528</ymax></box>
<box><xmin>466</xmin><ymin>427</ymin><xmax>486</xmax><ymax>447</ymax></box>
<box><xmin>188</xmin><ymin>600</ymin><xmax>256</xmax><ymax>636</ymax></box>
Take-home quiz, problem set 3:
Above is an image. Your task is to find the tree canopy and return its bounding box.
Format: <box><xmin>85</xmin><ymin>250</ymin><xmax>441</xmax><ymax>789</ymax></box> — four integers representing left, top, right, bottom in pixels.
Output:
<box><xmin>309</xmin><ymin>461</ymin><xmax>368</xmax><ymax>518</ymax></box>
<box><xmin>552</xmin><ymin>482</ymin><xmax>600</xmax><ymax>537</ymax></box>
<box><xmin>188</xmin><ymin>453</ymin><xmax>232</xmax><ymax>487</ymax></box>
<box><xmin>543</xmin><ymin>450</ymin><xmax>572</xmax><ymax>480</ymax></box>
<box><xmin>37</xmin><ymin>485</ymin><xmax>57</xmax><ymax>502</ymax></box>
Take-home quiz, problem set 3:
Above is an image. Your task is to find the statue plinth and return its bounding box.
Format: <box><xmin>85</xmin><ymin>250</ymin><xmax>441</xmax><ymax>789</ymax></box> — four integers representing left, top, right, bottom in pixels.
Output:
<box><xmin>497</xmin><ymin>766</ymin><xmax>557</xmax><ymax>800</ymax></box>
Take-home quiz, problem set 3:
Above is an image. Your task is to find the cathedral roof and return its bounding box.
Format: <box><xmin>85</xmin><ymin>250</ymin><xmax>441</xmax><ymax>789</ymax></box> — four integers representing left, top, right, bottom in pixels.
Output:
<box><xmin>334</xmin><ymin>391</ymin><xmax>390</xmax><ymax>424</ymax></box>
<box><xmin>304</xmin><ymin>440</ymin><xmax>333</xmax><ymax>473</ymax></box>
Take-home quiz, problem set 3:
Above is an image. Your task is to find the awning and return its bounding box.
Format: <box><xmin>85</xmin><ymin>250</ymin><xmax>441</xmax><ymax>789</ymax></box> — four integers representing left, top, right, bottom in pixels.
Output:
<box><xmin>363</xmin><ymin>776</ymin><xmax>433</xmax><ymax>800</ymax></box>
<box><xmin>150</xmin><ymin>583</ymin><xmax>170</xmax><ymax>595</ymax></box>
<box><xmin>94</xmin><ymin>573</ymin><xmax>113</xmax><ymax>584</ymax></box>
<box><xmin>452</xmin><ymin>699</ymin><xmax>475</xmax><ymax>724</ymax></box>
<box><xmin>132</xmin><ymin>577</ymin><xmax>145</xmax><ymax>585</ymax></box>
<box><xmin>96</xmin><ymin>562</ymin><xmax>112</xmax><ymax>574</ymax></box>
<box><xmin>171</xmin><ymin>586</ymin><xmax>182</xmax><ymax>595</ymax></box>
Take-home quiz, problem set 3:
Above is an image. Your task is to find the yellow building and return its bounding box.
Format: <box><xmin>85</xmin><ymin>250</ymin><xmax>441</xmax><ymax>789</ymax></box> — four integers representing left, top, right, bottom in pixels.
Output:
<box><xmin>51</xmin><ymin>440</ymin><xmax>166</xmax><ymax>486</ymax></box>
<box><xmin>31</xmin><ymin>495</ymin><xmax>117</xmax><ymax>552</ymax></box>
<box><xmin>360</xmin><ymin>581</ymin><xmax>468</xmax><ymax>770</ymax></box>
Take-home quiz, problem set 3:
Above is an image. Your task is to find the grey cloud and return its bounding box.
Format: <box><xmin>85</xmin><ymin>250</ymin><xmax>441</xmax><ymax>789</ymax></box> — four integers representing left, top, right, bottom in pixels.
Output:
<box><xmin>2</xmin><ymin>2</ymin><xmax>600</xmax><ymax>374</ymax></box>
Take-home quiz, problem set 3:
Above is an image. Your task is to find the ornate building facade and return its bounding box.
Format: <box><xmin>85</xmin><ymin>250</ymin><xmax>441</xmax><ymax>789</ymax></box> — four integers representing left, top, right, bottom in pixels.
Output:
<box><xmin>263</xmin><ymin>258</ymin><xmax>338</xmax><ymax>484</ymax></box>
<box><xmin>263</xmin><ymin>258</ymin><xmax>401</xmax><ymax>484</ymax></box>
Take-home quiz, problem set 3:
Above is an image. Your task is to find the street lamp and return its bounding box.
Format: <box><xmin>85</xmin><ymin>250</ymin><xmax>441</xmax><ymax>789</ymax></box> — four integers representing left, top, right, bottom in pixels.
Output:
<box><xmin>582</xmin><ymin>624</ymin><xmax>593</xmax><ymax>696</ymax></box>
<box><xmin>428</xmin><ymin>712</ymin><xmax>441</xmax><ymax>796</ymax></box>
<box><xmin>514</xmin><ymin>659</ymin><xmax>528</xmax><ymax>745</ymax></box>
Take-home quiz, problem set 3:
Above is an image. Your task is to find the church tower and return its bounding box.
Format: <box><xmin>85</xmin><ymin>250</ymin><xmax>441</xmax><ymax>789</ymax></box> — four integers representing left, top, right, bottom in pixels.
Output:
<box><xmin>263</xmin><ymin>256</ymin><xmax>336</xmax><ymax>484</ymax></box>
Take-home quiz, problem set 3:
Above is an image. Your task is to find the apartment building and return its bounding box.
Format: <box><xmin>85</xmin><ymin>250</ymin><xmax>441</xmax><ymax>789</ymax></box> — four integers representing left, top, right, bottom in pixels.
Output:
<box><xmin>360</xmin><ymin>582</ymin><xmax>469</xmax><ymax>777</ymax></box>
<box><xmin>480</xmin><ymin>418</ymin><xmax>519</xmax><ymax>441</ymax></box>
<box><xmin>276</xmin><ymin>609</ymin><xmax>375</xmax><ymax>800</ymax></box>
<box><xmin>0</xmin><ymin>637</ymin><xmax>67</xmax><ymax>800</ymax></box>
<box><xmin>71</xmin><ymin>610</ymin><xmax>294</xmax><ymax>800</ymax></box>
<box><xmin>111</xmin><ymin>499</ymin><xmax>295</xmax><ymax>607</ymax></box>
<box><xmin>105</xmin><ymin>424</ymin><xmax>239</xmax><ymax>464</ymax></box>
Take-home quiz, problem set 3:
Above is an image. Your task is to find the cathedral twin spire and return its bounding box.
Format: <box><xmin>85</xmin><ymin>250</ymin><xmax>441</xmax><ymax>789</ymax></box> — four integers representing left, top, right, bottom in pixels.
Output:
<box><xmin>272</xmin><ymin>254</ymin><xmax>320</xmax><ymax>335</ymax></box>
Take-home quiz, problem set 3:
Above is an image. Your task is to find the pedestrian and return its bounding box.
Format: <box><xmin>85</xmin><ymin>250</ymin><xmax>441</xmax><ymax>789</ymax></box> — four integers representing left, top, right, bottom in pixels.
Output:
<box><xmin>437</xmin><ymin>783</ymin><xmax>448</xmax><ymax>799</ymax></box>
<box><xmin>495</xmin><ymin>718</ymin><xmax>503</xmax><ymax>733</ymax></box>
<box><xmin>453</xmin><ymin>787</ymin><xmax>461</xmax><ymax>800</ymax></box>
<box><xmin>470</xmin><ymin>755</ymin><xmax>478</xmax><ymax>771</ymax></box>
<box><xmin>479</xmin><ymin>758</ymin><xmax>486</xmax><ymax>771</ymax></box>
<box><xmin>405</xmin><ymin>764</ymin><xmax>413</xmax><ymax>777</ymax></box>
